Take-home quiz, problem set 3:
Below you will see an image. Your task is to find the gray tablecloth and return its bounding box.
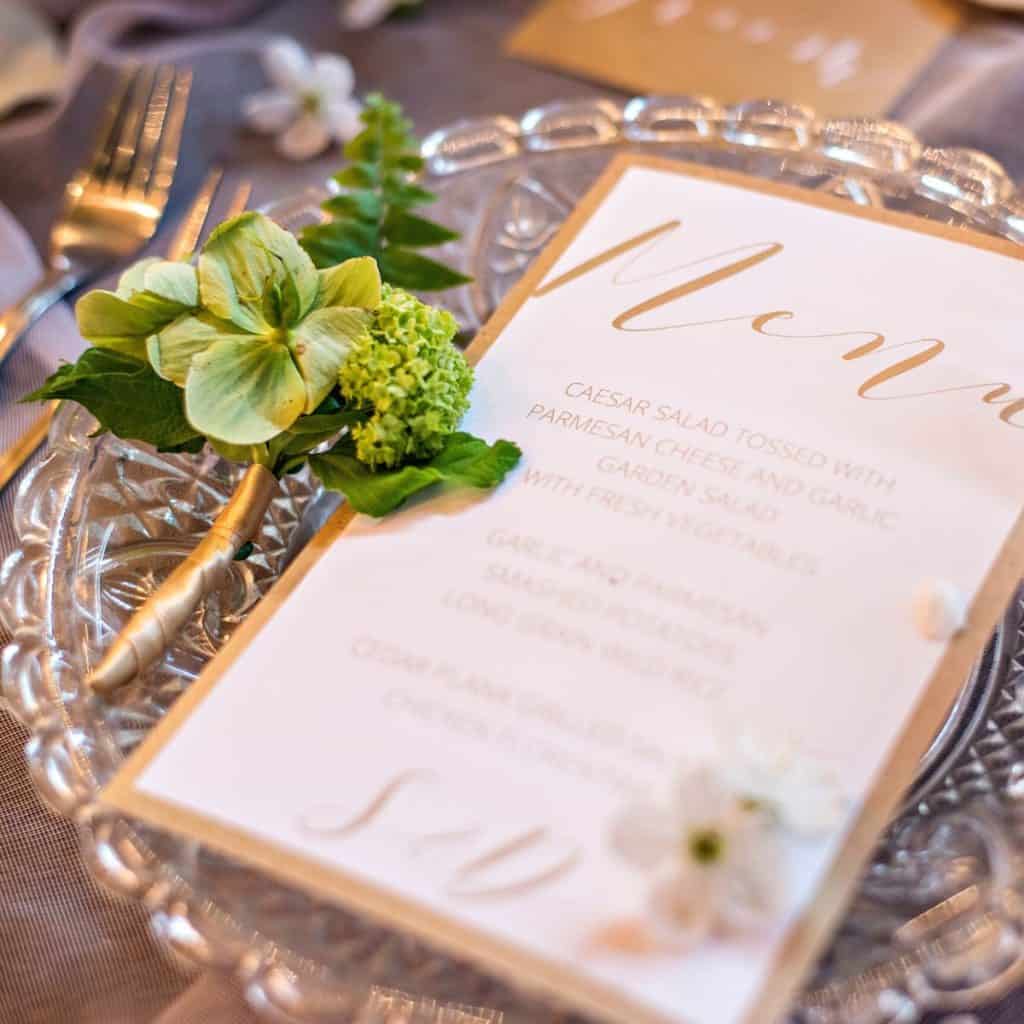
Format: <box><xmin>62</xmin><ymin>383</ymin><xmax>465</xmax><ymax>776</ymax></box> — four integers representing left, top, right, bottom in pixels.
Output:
<box><xmin>2</xmin><ymin>1</ymin><xmax>1024</xmax><ymax>1021</ymax></box>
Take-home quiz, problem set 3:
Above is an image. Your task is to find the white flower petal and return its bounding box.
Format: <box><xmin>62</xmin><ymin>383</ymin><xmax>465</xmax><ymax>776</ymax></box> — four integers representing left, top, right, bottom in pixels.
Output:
<box><xmin>278</xmin><ymin>114</ymin><xmax>331</xmax><ymax>161</ymax></box>
<box><xmin>323</xmin><ymin>98</ymin><xmax>363</xmax><ymax>141</ymax></box>
<box><xmin>713</xmin><ymin>820</ymin><xmax>781</xmax><ymax>933</ymax></box>
<box><xmin>608</xmin><ymin>802</ymin><xmax>676</xmax><ymax>870</ymax></box>
<box><xmin>772</xmin><ymin>766</ymin><xmax>847</xmax><ymax>836</ymax></box>
<box><xmin>673</xmin><ymin>764</ymin><xmax>736</xmax><ymax>830</ymax></box>
<box><xmin>312</xmin><ymin>54</ymin><xmax>355</xmax><ymax>98</ymax></box>
<box><xmin>340</xmin><ymin>0</ymin><xmax>401</xmax><ymax>30</ymax></box>
<box><xmin>242</xmin><ymin>89</ymin><xmax>298</xmax><ymax>133</ymax></box>
<box><xmin>262</xmin><ymin>37</ymin><xmax>312</xmax><ymax>93</ymax></box>
<box><xmin>720</xmin><ymin>732</ymin><xmax>846</xmax><ymax>837</ymax></box>
<box><xmin>912</xmin><ymin>579</ymin><xmax>967</xmax><ymax>642</ymax></box>
<box><xmin>645</xmin><ymin>870</ymin><xmax>716</xmax><ymax>950</ymax></box>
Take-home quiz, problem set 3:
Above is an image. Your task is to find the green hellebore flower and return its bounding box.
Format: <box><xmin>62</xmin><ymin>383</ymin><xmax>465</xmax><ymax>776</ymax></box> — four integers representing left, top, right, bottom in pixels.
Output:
<box><xmin>339</xmin><ymin>284</ymin><xmax>472</xmax><ymax>469</ymax></box>
<box><xmin>75</xmin><ymin>212</ymin><xmax>381</xmax><ymax>447</ymax></box>
<box><xmin>147</xmin><ymin>212</ymin><xmax>380</xmax><ymax>445</ymax></box>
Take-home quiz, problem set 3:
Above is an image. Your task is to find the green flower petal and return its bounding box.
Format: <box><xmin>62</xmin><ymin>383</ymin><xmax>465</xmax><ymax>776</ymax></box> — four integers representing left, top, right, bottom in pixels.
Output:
<box><xmin>289</xmin><ymin>306</ymin><xmax>369</xmax><ymax>413</ymax></box>
<box><xmin>117</xmin><ymin>259</ymin><xmax>198</xmax><ymax>307</ymax></box>
<box><xmin>76</xmin><ymin>289</ymin><xmax>193</xmax><ymax>361</ymax></box>
<box><xmin>185</xmin><ymin>336</ymin><xmax>306</xmax><ymax>444</ymax></box>
<box><xmin>116</xmin><ymin>258</ymin><xmax>163</xmax><ymax>298</ymax></box>
<box><xmin>317</xmin><ymin>257</ymin><xmax>381</xmax><ymax>310</ymax></box>
<box><xmin>143</xmin><ymin>260</ymin><xmax>198</xmax><ymax>306</ymax></box>
<box><xmin>147</xmin><ymin>311</ymin><xmax>244</xmax><ymax>385</ymax></box>
<box><xmin>199</xmin><ymin>212</ymin><xmax>319</xmax><ymax>333</ymax></box>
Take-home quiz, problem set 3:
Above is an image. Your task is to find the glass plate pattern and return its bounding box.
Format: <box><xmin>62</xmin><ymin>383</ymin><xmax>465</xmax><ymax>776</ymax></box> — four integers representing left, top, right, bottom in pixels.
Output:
<box><xmin>4</xmin><ymin>97</ymin><xmax>1024</xmax><ymax>1024</ymax></box>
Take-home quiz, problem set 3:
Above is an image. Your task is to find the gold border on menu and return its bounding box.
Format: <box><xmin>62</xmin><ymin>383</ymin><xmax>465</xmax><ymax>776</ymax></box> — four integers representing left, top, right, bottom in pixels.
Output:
<box><xmin>104</xmin><ymin>153</ymin><xmax>1024</xmax><ymax>1024</ymax></box>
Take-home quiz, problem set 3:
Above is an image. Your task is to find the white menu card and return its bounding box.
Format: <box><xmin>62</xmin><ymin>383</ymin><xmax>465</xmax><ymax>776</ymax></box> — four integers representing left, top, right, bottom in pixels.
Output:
<box><xmin>106</xmin><ymin>156</ymin><xmax>1024</xmax><ymax>1024</ymax></box>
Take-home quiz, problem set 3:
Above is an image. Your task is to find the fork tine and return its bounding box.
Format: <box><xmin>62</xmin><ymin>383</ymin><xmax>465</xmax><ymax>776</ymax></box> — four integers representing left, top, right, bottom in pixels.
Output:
<box><xmin>223</xmin><ymin>181</ymin><xmax>252</xmax><ymax>221</ymax></box>
<box><xmin>104</xmin><ymin>63</ymin><xmax>157</xmax><ymax>191</ymax></box>
<box><xmin>146</xmin><ymin>68</ymin><xmax>192</xmax><ymax>206</ymax></box>
<box><xmin>81</xmin><ymin>65</ymin><xmax>138</xmax><ymax>185</ymax></box>
<box><xmin>166</xmin><ymin>166</ymin><xmax>223</xmax><ymax>261</ymax></box>
<box><xmin>167</xmin><ymin>173</ymin><xmax>251</xmax><ymax>263</ymax></box>
<box><xmin>125</xmin><ymin>64</ymin><xmax>177</xmax><ymax>198</ymax></box>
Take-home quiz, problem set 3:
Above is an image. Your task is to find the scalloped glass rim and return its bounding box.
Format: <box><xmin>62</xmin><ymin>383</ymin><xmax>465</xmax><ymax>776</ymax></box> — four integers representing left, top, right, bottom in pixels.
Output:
<box><xmin>3</xmin><ymin>96</ymin><xmax>1024</xmax><ymax>1024</ymax></box>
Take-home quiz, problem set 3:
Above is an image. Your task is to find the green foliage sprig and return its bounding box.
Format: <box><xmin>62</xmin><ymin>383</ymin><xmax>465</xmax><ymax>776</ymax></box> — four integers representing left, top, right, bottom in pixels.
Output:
<box><xmin>299</xmin><ymin>94</ymin><xmax>471</xmax><ymax>292</ymax></box>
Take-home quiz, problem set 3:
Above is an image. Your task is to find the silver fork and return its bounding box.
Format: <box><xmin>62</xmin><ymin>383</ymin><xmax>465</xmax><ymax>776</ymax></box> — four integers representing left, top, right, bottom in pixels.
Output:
<box><xmin>0</xmin><ymin>170</ymin><xmax>251</xmax><ymax>494</ymax></box>
<box><xmin>0</xmin><ymin>63</ymin><xmax>192</xmax><ymax>366</ymax></box>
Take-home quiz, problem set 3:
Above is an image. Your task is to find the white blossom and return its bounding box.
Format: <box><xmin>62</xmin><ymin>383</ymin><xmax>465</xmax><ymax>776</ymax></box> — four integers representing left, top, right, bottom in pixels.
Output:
<box><xmin>243</xmin><ymin>38</ymin><xmax>361</xmax><ymax>161</ymax></box>
<box><xmin>911</xmin><ymin>579</ymin><xmax>968</xmax><ymax>642</ymax></box>
<box><xmin>608</xmin><ymin>740</ymin><xmax>846</xmax><ymax>949</ymax></box>
<box><xmin>609</xmin><ymin>766</ymin><xmax>781</xmax><ymax>948</ymax></box>
<box><xmin>340</xmin><ymin>0</ymin><xmax>411</xmax><ymax>30</ymax></box>
<box><xmin>720</xmin><ymin>731</ymin><xmax>847</xmax><ymax>837</ymax></box>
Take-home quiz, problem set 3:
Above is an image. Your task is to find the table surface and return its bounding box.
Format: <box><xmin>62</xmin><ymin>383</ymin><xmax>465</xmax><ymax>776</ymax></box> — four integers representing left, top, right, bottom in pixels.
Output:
<box><xmin>2</xmin><ymin>1</ymin><xmax>1024</xmax><ymax>1021</ymax></box>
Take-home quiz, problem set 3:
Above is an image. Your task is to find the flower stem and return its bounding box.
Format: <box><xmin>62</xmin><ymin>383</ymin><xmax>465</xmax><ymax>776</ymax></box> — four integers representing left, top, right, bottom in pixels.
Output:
<box><xmin>87</xmin><ymin>464</ymin><xmax>279</xmax><ymax>696</ymax></box>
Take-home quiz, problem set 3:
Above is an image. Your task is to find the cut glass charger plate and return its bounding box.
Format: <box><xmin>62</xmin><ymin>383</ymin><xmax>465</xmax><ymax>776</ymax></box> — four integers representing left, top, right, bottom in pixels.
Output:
<box><xmin>3</xmin><ymin>96</ymin><xmax>1024</xmax><ymax>1024</ymax></box>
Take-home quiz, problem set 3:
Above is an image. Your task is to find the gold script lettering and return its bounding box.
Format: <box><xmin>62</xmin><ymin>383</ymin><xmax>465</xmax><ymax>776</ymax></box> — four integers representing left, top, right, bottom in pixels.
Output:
<box><xmin>535</xmin><ymin>220</ymin><xmax>1023</xmax><ymax>430</ymax></box>
<box><xmin>612</xmin><ymin>242</ymin><xmax>784</xmax><ymax>331</ymax></box>
<box><xmin>847</xmin><ymin>338</ymin><xmax>946</xmax><ymax>399</ymax></box>
<box><xmin>447</xmin><ymin>826</ymin><xmax>581</xmax><ymax>900</ymax></box>
<box><xmin>298</xmin><ymin>771</ymin><xmax>428</xmax><ymax>837</ymax></box>
<box><xmin>299</xmin><ymin>775</ymin><xmax>581</xmax><ymax>899</ymax></box>
<box><xmin>754</xmin><ymin>314</ymin><xmax>948</xmax><ymax>399</ymax></box>
<box><xmin>534</xmin><ymin>220</ymin><xmax>680</xmax><ymax>298</ymax></box>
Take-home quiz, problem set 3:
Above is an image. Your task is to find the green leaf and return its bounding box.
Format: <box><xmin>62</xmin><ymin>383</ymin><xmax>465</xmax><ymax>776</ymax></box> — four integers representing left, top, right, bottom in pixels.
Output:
<box><xmin>394</xmin><ymin>153</ymin><xmax>424</xmax><ymax>172</ymax></box>
<box><xmin>317</xmin><ymin>257</ymin><xmax>382</xmax><ymax>310</ymax></box>
<box><xmin>381</xmin><ymin>210</ymin><xmax>459</xmax><ymax>247</ymax></box>
<box><xmin>300</xmin><ymin>218</ymin><xmax>378</xmax><ymax>262</ymax></box>
<box><xmin>23</xmin><ymin>348</ymin><xmax>202</xmax><ymax>450</ymax></box>
<box><xmin>377</xmin><ymin>248</ymin><xmax>471</xmax><ymax>291</ymax></box>
<box><xmin>322</xmin><ymin>192</ymin><xmax>382</xmax><ymax>223</ymax></box>
<box><xmin>382</xmin><ymin>179</ymin><xmax>436</xmax><ymax>209</ymax></box>
<box><xmin>233</xmin><ymin>540</ymin><xmax>255</xmax><ymax>561</ymax></box>
<box><xmin>345</xmin><ymin>133</ymin><xmax>381</xmax><ymax>164</ymax></box>
<box><xmin>275</xmin><ymin>409</ymin><xmax>369</xmax><ymax>461</ymax></box>
<box><xmin>200</xmin><ymin>211</ymin><xmax>319</xmax><ymax>332</ymax></box>
<box><xmin>305</xmin><ymin>94</ymin><xmax>469</xmax><ymax>292</ymax></box>
<box><xmin>333</xmin><ymin>164</ymin><xmax>377</xmax><ymax>189</ymax></box>
<box><xmin>160</xmin><ymin>435</ymin><xmax>206</xmax><ymax>455</ymax></box>
<box><xmin>309</xmin><ymin>431</ymin><xmax>521</xmax><ymax>517</ymax></box>
<box><xmin>277</xmin><ymin>453</ymin><xmax>311</xmax><ymax>476</ymax></box>
<box><xmin>288</xmin><ymin>408</ymin><xmax>370</xmax><ymax>434</ymax></box>
<box><xmin>299</xmin><ymin>226</ymin><xmax>375</xmax><ymax>269</ymax></box>
<box><xmin>278</xmin><ymin>430</ymin><xmax>338</xmax><ymax>459</ymax></box>
<box><xmin>208</xmin><ymin>435</ymin><xmax>270</xmax><ymax>465</ymax></box>
<box><xmin>185</xmin><ymin>336</ymin><xmax>307</xmax><ymax>444</ymax></box>
<box><xmin>429</xmin><ymin>434</ymin><xmax>523</xmax><ymax>486</ymax></box>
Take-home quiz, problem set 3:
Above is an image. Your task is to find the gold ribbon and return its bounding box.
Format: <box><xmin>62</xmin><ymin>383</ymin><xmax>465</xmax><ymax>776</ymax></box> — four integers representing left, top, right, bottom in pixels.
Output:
<box><xmin>88</xmin><ymin>463</ymin><xmax>278</xmax><ymax>695</ymax></box>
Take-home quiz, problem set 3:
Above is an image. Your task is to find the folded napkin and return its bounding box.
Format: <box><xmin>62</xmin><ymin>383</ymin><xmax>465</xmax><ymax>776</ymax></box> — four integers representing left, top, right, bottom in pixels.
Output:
<box><xmin>0</xmin><ymin>3</ymin><xmax>65</xmax><ymax>119</ymax></box>
<box><xmin>27</xmin><ymin>0</ymin><xmax>267</xmax><ymax>21</ymax></box>
<box><xmin>0</xmin><ymin>0</ymin><xmax>275</xmax><ymax>142</ymax></box>
<box><xmin>0</xmin><ymin>201</ymin><xmax>84</xmax><ymax>549</ymax></box>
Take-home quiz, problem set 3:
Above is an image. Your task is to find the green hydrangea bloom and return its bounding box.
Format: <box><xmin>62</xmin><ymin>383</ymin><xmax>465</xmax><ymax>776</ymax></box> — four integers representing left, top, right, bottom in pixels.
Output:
<box><xmin>339</xmin><ymin>285</ymin><xmax>472</xmax><ymax>469</ymax></box>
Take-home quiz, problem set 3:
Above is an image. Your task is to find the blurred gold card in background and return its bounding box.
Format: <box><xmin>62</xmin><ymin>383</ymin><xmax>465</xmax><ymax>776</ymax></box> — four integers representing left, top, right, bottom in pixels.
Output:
<box><xmin>507</xmin><ymin>0</ymin><xmax>960</xmax><ymax>117</ymax></box>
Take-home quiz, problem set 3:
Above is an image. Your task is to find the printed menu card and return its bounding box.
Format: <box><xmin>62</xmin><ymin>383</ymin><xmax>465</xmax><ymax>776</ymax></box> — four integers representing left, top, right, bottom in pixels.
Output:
<box><xmin>105</xmin><ymin>156</ymin><xmax>1024</xmax><ymax>1024</ymax></box>
<box><xmin>506</xmin><ymin>0</ymin><xmax>960</xmax><ymax>119</ymax></box>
